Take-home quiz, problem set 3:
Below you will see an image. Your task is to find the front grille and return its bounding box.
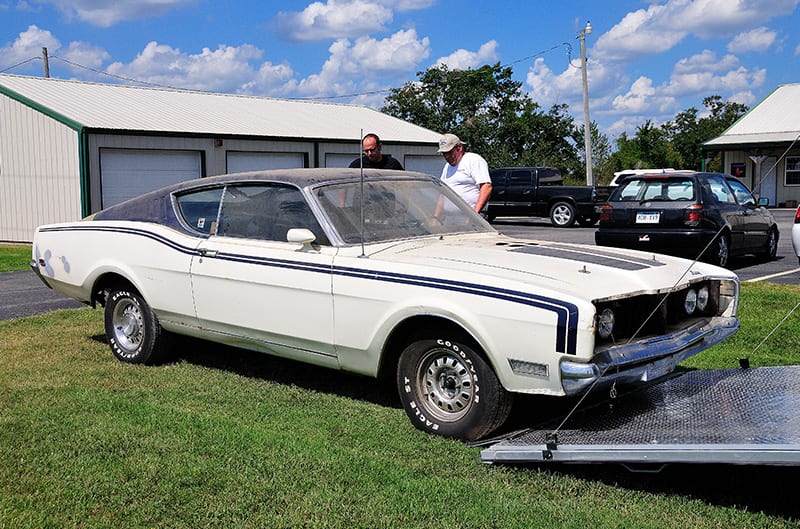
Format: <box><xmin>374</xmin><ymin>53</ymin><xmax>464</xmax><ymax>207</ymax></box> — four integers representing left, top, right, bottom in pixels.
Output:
<box><xmin>593</xmin><ymin>281</ymin><xmax>721</xmax><ymax>344</ymax></box>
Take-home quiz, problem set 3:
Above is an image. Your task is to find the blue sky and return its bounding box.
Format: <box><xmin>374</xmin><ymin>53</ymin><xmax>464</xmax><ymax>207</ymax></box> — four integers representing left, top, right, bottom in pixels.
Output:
<box><xmin>2</xmin><ymin>0</ymin><xmax>799</xmax><ymax>141</ymax></box>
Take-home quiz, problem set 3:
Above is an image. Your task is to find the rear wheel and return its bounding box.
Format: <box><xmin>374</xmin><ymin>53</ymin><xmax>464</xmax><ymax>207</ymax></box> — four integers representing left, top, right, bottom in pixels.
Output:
<box><xmin>577</xmin><ymin>214</ymin><xmax>599</xmax><ymax>227</ymax></box>
<box><xmin>104</xmin><ymin>288</ymin><xmax>171</xmax><ymax>365</ymax></box>
<box><xmin>550</xmin><ymin>201</ymin><xmax>576</xmax><ymax>227</ymax></box>
<box><xmin>758</xmin><ymin>228</ymin><xmax>778</xmax><ymax>261</ymax></box>
<box><xmin>396</xmin><ymin>337</ymin><xmax>513</xmax><ymax>441</ymax></box>
<box><xmin>706</xmin><ymin>233</ymin><xmax>730</xmax><ymax>267</ymax></box>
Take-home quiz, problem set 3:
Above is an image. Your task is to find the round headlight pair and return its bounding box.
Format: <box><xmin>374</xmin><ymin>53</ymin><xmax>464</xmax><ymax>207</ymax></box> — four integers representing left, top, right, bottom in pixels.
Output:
<box><xmin>596</xmin><ymin>308</ymin><xmax>615</xmax><ymax>339</ymax></box>
<box><xmin>683</xmin><ymin>286</ymin><xmax>710</xmax><ymax>315</ymax></box>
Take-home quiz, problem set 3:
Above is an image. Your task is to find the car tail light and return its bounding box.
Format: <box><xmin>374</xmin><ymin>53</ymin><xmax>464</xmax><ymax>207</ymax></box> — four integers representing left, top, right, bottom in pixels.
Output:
<box><xmin>683</xmin><ymin>204</ymin><xmax>703</xmax><ymax>226</ymax></box>
<box><xmin>599</xmin><ymin>204</ymin><xmax>613</xmax><ymax>223</ymax></box>
<box><xmin>794</xmin><ymin>207</ymin><xmax>800</xmax><ymax>224</ymax></box>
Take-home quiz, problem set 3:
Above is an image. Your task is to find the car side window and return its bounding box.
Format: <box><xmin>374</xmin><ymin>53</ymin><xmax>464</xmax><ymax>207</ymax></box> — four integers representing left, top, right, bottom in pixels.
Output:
<box><xmin>726</xmin><ymin>179</ymin><xmax>757</xmax><ymax>207</ymax></box>
<box><xmin>706</xmin><ymin>176</ymin><xmax>736</xmax><ymax>204</ymax></box>
<box><xmin>217</xmin><ymin>184</ymin><xmax>329</xmax><ymax>245</ymax></box>
<box><xmin>176</xmin><ymin>187</ymin><xmax>224</xmax><ymax>234</ymax></box>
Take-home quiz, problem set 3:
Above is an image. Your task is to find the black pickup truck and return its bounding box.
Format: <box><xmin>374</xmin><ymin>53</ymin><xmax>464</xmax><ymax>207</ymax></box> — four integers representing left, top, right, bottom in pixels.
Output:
<box><xmin>486</xmin><ymin>167</ymin><xmax>599</xmax><ymax>227</ymax></box>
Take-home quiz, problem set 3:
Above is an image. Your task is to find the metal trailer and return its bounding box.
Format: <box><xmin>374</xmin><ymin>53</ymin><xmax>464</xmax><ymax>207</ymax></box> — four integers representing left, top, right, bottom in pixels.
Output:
<box><xmin>480</xmin><ymin>365</ymin><xmax>800</xmax><ymax>467</ymax></box>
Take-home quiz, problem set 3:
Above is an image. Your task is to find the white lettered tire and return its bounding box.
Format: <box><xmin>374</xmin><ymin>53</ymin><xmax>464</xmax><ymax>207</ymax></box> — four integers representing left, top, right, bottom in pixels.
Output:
<box><xmin>396</xmin><ymin>338</ymin><xmax>513</xmax><ymax>440</ymax></box>
<box><xmin>104</xmin><ymin>288</ymin><xmax>171</xmax><ymax>365</ymax></box>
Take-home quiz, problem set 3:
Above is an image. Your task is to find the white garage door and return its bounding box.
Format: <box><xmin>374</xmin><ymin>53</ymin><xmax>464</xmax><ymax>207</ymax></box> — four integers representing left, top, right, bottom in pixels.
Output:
<box><xmin>101</xmin><ymin>149</ymin><xmax>202</xmax><ymax>207</ymax></box>
<box><xmin>227</xmin><ymin>152</ymin><xmax>305</xmax><ymax>173</ymax></box>
<box><xmin>404</xmin><ymin>155</ymin><xmax>443</xmax><ymax>177</ymax></box>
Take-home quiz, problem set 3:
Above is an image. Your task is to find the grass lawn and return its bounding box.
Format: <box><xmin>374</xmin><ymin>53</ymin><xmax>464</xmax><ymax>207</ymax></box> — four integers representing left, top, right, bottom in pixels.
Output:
<box><xmin>1</xmin><ymin>274</ymin><xmax>799</xmax><ymax>527</ymax></box>
<box><xmin>0</xmin><ymin>244</ymin><xmax>31</xmax><ymax>272</ymax></box>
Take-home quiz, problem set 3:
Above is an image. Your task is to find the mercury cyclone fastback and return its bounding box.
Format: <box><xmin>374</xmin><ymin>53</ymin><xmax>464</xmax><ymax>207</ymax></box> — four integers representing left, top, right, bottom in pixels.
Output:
<box><xmin>31</xmin><ymin>169</ymin><xmax>740</xmax><ymax>440</ymax></box>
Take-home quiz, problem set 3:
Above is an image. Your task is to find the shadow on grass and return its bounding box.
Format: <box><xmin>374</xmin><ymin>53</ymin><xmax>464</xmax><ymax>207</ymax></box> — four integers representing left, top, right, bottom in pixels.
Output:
<box><xmin>166</xmin><ymin>335</ymin><xmax>401</xmax><ymax>409</ymax></box>
<box><xmin>90</xmin><ymin>334</ymin><xmax>798</xmax><ymax>520</ymax></box>
<box><xmin>533</xmin><ymin>462</ymin><xmax>800</xmax><ymax>521</ymax></box>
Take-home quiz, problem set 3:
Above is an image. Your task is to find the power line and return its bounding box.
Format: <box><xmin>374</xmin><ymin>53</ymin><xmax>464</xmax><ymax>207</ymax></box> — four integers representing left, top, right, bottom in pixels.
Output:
<box><xmin>1</xmin><ymin>41</ymin><xmax>573</xmax><ymax>101</ymax></box>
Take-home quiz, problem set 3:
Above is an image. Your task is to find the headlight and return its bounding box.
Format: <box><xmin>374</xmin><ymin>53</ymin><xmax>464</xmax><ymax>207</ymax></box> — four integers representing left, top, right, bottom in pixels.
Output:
<box><xmin>696</xmin><ymin>285</ymin><xmax>709</xmax><ymax>312</ymax></box>
<box><xmin>684</xmin><ymin>289</ymin><xmax>698</xmax><ymax>314</ymax></box>
<box><xmin>596</xmin><ymin>308</ymin><xmax>615</xmax><ymax>339</ymax></box>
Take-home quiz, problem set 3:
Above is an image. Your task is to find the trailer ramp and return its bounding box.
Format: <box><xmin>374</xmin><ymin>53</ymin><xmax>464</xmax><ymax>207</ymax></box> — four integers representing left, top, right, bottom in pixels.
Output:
<box><xmin>481</xmin><ymin>366</ymin><xmax>800</xmax><ymax>466</ymax></box>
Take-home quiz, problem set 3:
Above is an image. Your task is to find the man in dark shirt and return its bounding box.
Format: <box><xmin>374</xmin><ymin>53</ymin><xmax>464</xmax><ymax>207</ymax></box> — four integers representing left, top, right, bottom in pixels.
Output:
<box><xmin>349</xmin><ymin>133</ymin><xmax>404</xmax><ymax>169</ymax></box>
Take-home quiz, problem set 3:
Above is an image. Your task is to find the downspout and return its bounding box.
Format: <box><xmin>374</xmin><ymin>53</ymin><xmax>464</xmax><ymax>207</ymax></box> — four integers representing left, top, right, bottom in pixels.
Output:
<box><xmin>78</xmin><ymin>128</ymin><xmax>91</xmax><ymax>217</ymax></box>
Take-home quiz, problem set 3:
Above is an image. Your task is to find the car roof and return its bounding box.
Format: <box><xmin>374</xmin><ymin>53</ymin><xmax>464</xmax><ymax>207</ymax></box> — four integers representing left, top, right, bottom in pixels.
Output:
<box><xmin>167</xmin><ymin>168</ymin><xmax>428</xmax><ymax>193</ymax></box>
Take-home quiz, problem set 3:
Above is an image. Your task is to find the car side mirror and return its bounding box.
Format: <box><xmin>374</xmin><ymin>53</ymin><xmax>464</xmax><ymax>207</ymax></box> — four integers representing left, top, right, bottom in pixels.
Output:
<box><xmin>757</xmin><ymin>197</ymin><xmax>769</xmax><ymax>207</ymax></box>
<box><xmin>287</xmin><ymin>228</ymin><xmax>316</xmax><ymax>249</ymax></box>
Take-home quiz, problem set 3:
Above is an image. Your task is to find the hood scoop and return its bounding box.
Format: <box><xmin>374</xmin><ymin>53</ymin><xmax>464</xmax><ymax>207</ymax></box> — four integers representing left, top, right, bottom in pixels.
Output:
<box><xmin>498</xmin><ymin>241</ymin><xmax>666</xmax><ymax>271</ymax></box>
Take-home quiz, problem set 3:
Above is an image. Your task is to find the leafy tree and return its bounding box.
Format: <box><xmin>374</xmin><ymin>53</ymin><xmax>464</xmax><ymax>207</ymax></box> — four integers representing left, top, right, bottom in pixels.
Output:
<box><xmin>608</xmin><ymin>120</ymin><xmax>682</xmax><ymax>173</ymax></box>
<box><xmin>663</xmin><ymin>95</ymin><xmax>748</xmax><ymax>171</ymax></box>
<box><xmin>381</xmin><ymin>63</ymin><xmax>583</xmax><ymax>173</ymax></box>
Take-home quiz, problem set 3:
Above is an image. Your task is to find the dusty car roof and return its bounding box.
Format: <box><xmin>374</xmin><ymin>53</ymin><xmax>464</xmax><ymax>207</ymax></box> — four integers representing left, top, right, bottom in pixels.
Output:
<box><xmin>179</xmin><ymin>168</ymin><xmax>429</xmax><ymax>191</ymax></box>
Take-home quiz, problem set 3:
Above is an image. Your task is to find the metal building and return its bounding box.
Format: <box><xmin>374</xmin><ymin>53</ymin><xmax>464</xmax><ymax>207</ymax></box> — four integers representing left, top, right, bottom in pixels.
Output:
<box><xmin>704</xmin><ymin>83</ymin><xmax>800</xmax><ymax>208</ymax></box>
<box><xmin>0</xmin><ymin>74</ymin><xmax>443</xmax><ymax>242</ymax></box>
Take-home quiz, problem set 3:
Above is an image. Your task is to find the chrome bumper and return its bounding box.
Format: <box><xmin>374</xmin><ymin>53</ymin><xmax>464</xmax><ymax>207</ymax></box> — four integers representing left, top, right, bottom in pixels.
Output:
<box><xmin>561</xmin><ymin>316</ymin><xmax>739</xmax><ymax>396</ymax></box>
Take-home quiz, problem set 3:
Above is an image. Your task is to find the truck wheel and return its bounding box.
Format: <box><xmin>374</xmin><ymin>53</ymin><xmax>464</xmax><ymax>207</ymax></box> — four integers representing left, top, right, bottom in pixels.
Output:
<box><xmin>104</xmin><ymin>288</ymin><xmax>171</xmax><ymax>365</ymax></box>
<box><xmin>577</xmin><ymin>214</ymin><xmax>599</xmax><ymax>227</ymax></box>
<box><xmin>550</xmin><ymin>201</ymin><xmax>576</xmax><ymax>227</ymax></box>
<box><xmin>397</xmin><ymin>337</ymin><xmax>513</xmax><ymax>441</ymax></box>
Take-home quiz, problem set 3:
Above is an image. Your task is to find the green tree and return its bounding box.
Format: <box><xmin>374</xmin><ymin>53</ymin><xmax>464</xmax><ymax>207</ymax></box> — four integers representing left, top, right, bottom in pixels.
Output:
<box><xmin>609</xmin><ymin>120</ymin><xmax>682</xmax><ymax>172</ymax></box>
<box><xmin>381</xmin><ymin>63</ymin><xmax>583</xmax><ymax>173</ymax></box>
<box><xmin>663</xmin><ymin>95</ymin><xmax>748</xmax><ymax>171</ymax></box>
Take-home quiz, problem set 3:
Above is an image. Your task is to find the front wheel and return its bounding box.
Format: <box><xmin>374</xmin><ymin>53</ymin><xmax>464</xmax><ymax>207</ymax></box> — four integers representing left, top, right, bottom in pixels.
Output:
<box><xmin>550</xmin><ymin>201</ymin><xmax>576</xmax><ymax>227</ymax></box>
<box><xmin>396</xmin><ymin>338</ymin><xmax>513</xmax><ymax>441</ymax></box>
<box><xmin>104</xmin><ymin>288</ymin><xmax>171</xmax><ymax>365</ymax></box>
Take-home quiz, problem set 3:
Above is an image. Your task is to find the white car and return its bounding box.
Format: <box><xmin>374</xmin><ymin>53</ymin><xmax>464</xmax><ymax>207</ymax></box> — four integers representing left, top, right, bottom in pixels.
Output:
<box><xmin>31</xmin><ymin>169</ymin><xmax>740</xmax><ymax>440</ymax></box>
<box><xmin>793</xmin><ymin>205</ymin><xmax>800</xmax><ymax>264</ymax></box>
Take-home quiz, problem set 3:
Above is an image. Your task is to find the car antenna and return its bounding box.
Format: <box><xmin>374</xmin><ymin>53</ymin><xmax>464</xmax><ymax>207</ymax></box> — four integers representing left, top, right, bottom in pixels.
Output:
<box><xmin>358</xmin><ymin>128</ymin><xmax>367</xmax><ymax>258</ymax></box>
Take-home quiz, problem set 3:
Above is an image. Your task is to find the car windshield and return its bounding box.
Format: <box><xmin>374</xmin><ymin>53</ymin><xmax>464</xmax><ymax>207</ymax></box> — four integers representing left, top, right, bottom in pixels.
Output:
<box><xmin>314</xmin><ymin>177</ymin><xmax>492</xmax><ymax>244</ymax></box>
<box><xmin>612</xmin><ymin>177</ymin><xmax>696</xmax><ymax>203</ymax></box>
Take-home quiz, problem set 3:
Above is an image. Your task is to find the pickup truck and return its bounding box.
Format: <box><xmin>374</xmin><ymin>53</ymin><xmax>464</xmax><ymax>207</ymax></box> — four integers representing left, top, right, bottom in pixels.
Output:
<box><xmin>486</xmin><ymin>166</ymin><xmax>599</xmax><ymax>227</ymax></box>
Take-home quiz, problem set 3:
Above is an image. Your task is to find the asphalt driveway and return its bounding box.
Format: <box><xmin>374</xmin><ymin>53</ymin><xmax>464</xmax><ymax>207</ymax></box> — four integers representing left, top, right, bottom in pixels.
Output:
<box><xmin>0</xmin><ymin>269</ymin><xmax>84</xmax><ymax>321</ymax></box>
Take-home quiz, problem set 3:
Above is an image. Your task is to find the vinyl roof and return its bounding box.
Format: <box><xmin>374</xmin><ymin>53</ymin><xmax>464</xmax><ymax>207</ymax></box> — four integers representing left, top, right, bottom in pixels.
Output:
<box><xmin>704</xmin><ymin>83</ymin><xmax>800</xmax><ymax>148</ymax></box>
<box><xmin>0</xmin><ymin>73</ymin><xmax>441</xmax><ymax>144</ymax></box>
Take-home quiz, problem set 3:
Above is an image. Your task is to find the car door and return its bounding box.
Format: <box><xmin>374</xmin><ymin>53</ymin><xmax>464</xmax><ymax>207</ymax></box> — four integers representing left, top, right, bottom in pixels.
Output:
<box><xmin>506</xmin><ymin>169</ymin><xmax>534</xmax><ymax>208</ymax></box>
<box><xmin>727</xmin><ymin>177</ymin><xmax>773</xmax><ymax>251</ymax></box>
<box><xmin>189</xmin><ymin>183</ymin><xmax>338</xmax><ymax>368</ymax></box>
<box><xmin>705</xmin><ymin>175</ymin><xmax>746</xmax><ymax>251</ymax></box>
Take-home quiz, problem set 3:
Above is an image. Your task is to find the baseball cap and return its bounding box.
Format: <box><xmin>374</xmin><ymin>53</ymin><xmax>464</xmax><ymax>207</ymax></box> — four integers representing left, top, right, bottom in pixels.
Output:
<box><xmin>437</xmin><ymin>133</ymin><xmax>461</xmax><ymax>153</ymax></box>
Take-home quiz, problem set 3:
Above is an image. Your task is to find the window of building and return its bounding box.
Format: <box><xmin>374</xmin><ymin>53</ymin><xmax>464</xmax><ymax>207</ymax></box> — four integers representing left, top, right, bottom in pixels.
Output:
<box><xmin>785</xmin><ymin>157</ymin><xmax>800</xmax><ymax>186</ymax></box>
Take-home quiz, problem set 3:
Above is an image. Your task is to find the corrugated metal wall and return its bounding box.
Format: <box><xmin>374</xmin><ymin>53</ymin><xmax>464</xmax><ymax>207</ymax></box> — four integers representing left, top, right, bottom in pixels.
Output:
<box><xmin>0</xmin><ymin>94</ymin><xmax>82</xmax><ymax>242</ymax></box>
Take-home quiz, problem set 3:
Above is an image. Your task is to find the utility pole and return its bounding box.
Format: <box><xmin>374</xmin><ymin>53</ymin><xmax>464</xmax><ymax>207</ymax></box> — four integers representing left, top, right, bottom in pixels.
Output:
<box><xmin>579</xmin><ymin>21</ymin><xmax>592</xmax><ymax>186</ymax></box>
<box><xmin>42</xmin><ymin>47</ymin><xmax>50</xmax><ymax>78</ymax></box>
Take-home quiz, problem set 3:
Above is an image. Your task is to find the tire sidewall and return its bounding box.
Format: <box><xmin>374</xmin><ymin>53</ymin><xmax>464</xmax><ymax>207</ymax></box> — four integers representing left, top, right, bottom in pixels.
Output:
<box><xmin>104</xmin><ymin>289</ymin><xmax>158</xmax><ymax>364</ymax></box>
<box><xmin>397</xmin><ymin>338</ymin><xmax>496</xmax><ymax>440</ymax></box>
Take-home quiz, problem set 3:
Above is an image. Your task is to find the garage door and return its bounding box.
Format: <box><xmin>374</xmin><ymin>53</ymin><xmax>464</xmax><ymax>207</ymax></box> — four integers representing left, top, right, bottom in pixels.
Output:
<box><xmin>101</xmin><ymin>149</ymin><xmax>202</xmax><ymax>207</ymax></box>
<box><xmin>227</xmin><ymin>152</ymin><xmax>306</xmax><ymax>173</ymax></box>
<box><xmin>404</xmin><ymin>155</ymin><xmax>443</xmax><ymax>177</ymax></box>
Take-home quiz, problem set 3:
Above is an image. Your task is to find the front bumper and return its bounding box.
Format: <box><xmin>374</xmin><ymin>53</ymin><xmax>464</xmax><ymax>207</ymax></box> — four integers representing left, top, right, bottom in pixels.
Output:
<box><xmin>560</xmin><ymin>315</ymin><xmax>739</xmax><ymax>395</ymax></box>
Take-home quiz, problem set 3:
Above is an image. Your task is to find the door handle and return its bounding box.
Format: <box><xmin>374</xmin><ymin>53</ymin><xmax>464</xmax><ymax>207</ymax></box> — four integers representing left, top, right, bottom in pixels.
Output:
<box><xmin>198</xmin><ymin>248</ymin><xmax>218</xmax><ymax>258</ymax></box>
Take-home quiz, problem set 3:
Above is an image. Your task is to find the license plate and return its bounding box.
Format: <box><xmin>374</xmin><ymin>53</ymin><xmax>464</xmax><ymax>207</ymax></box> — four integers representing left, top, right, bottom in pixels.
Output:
<box><xmin>636</xmin><ymin>211</ymin><xmax>660</xmax><ymax>224</ymax></box>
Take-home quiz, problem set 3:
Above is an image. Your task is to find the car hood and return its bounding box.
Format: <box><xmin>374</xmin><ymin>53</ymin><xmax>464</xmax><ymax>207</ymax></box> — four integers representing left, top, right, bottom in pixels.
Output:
<box><xmin>363</xmin><ymin>233</ymin><xmax>736</xmax><ymax>302</ymax></box>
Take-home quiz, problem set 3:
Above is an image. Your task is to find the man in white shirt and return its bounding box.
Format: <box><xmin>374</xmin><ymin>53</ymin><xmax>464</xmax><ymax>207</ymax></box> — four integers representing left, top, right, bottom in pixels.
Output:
<box><xmin>436</xmin><ymin>134</ymin><xmax>492</xmax><ymax>217</ymax></box>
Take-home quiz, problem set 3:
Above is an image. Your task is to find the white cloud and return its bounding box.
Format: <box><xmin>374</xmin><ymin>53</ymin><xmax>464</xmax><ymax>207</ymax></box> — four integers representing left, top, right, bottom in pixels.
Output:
<box><xmin>1</xmin><ymin>25</ymin><xmax>60</xmax><ymax>68</ymax></box>
<box><xmin>594</xmin><ymin>0</ymin><xmax>799</xmax><ymax>62</ymax></box>
<box><xmin>106</xmin><ymin>41</ymin><xmax>269</xmax><ymax>93</ymax></box>
<box><xmin>40</xmin><ymin>0</ymin><xmax>195</xmax><ymax>27</ymax></box>
<box><xmin>727</xmin><ymin>27</ymin><xmax>777</xmax><ymax>53</ymax></box>
<box><xmin>61</xmin><ymin>40</ymin><xmax>110</xmax><ymax>69</ymax></box>
<box><xmin>273</xmin><ymin>0</ymin><xmax>395</xmax><ymax>42</ymax></box>
<box><xmin>291</xmin><ymin>28</ymin><xmax>430</xmax><ymax>97</ymax></box>
<box><xmin>434</xmin><ymin>41</ymin><xmax>499</xmax><ymax>70</ymax></box>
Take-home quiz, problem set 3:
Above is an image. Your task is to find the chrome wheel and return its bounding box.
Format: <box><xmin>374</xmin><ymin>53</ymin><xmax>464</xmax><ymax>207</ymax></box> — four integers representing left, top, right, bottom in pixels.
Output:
<box><xmin>416</xmin><ymin>347</ymin><xmax>475</xmax><ymax>423</ymax></box>
<box><xmin>111</xmin><ymin>297</ymin><xmax>144</xmax><ymax>354</ymax></box>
